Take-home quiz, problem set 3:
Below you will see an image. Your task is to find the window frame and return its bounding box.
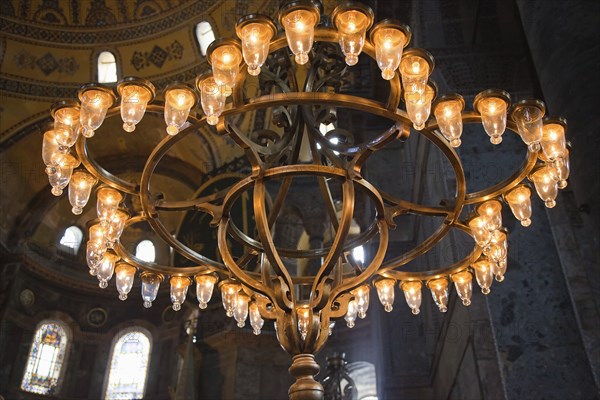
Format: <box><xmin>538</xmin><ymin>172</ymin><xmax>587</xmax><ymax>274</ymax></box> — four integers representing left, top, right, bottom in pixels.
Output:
<box><xmin>103</xmin><ymin>326</ymin><xmax>153</xmax><ymax>400</ymax></box>
<box><xmin>20</xmin><ymin>320</ymin><xmax>71</xmax><ymax>396</ymax></box>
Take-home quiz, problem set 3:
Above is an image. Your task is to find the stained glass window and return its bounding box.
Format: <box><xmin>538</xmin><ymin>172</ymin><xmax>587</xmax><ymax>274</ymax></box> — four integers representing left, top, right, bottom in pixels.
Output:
<box><xmin>105</xmin><ymin>330</ymin><xmax>151</xmax><ymax>400</ymax></box>
<box><xmin>21</xmin><ymin>322</ymin><xmax>69</xmax><ymax>395</ymax></box>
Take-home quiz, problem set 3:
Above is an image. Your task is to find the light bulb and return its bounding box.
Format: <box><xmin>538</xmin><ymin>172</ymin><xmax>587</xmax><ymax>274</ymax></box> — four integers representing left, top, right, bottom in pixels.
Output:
<box><xmin>164</xmin><ymin>86</ymin><xmax>196</xmax><ymax>135</ymax></box>
<box><xmin>477</xmin><ymin>199</ymin><xmax>503</xmax><ymax>232</ymax></box>
<box><xmin>332</xmin><ymin>5</ymin><xmax>373</xmax><ymax>66</ymax></box>
<box><xmin>400</xmin><ymin>281</ymin><xmax>422</xmax><ymax>315</ymax></box>
<box><xmin>209</xmin><ymin>42</ymin><xmax>243</xmax><ymax>91</ymax></box>
<box><xmin>485</xmin><ymin>230</ymin><xmax>508</xmax><ymax>263</ymax></box>
<box><xmin>428</xmin><ymin>278</ymin><xmax>449</xmax><ymax>312</ymax></box>
<box><xmin>452</xmin><ymin>270</ymin><xmax>473</xmax><ymax>306</ymax></box>
<box><xmin>468</xmin><ymin>216</ymin><xmax>492</xmax><ymax>247</ymax></box>
<box><xmin>141</xmin><ymin>272</ymin><xmax>162</xmax><ymax>308</ymax></box>
<box><xmin>511</xmin><ymin>100</ymin><xmax>545</xmax><ymax>152</ymax></box>
<box><xmin>195</xmin><ymin>274</ymin><xmax>217</xmax><ymax>309</ymax></box>
<box><xmin>96</xmin><ymin>187</ymin><xmax>123</xmax><ymax>225</ymax></box>
<box><xmin>370</xmin><ymin>22</ymin><xmax>410</xmax><ymax>80</ymax></box>
<box><xmin>104</xmin><ymin>209</ymin><xmax>129</xmax><ymax>248</ymax></box>
<box><xmin>505</xmin><ymin>185</ymin><xmax>532</xmax><ymax>227</ymax></box>
<box><xmin>552</xmin><ymin>152</ymin><xmax>570</xmax><ymax>189</ymax></box>
<box><xmin>220</xmin><ymin>281</ymin><xmax>241</xmax><ymax>317</ymax></box>
<box><xmin>86</xmin><ymin>240</ymin><xmax>106</xmax><ymax>272</ymax></box>
<box><xmin>115</xmin><ymin>262</ymin><xmax>136</xmax><ymax>300</ymax></box>
<box><xmin>78</xmin><ymin>86</ymin><xmax>114</xmax><ymax>138</ymax></box>
<box><xmin>400</xmin><ymin>49</ymin><xmax>432</xmax><ymax>101</ymax></box>
<box><xmin>233</xmin><ymin>293</ymin><xmax>250</xmax><ymax>328</ymax></box>
<box><xmin>434</xmin><ymin>95</ymin><xmax>465</xmax><ymax>147</ymax></box>
<box><xmin>97</xmin><ymin>250</ymin><xmax>119</xmax><ymax>289</ymax></box>
<box><xmin>68</xmin><ymin>171</ymin><xmax>97</xmax><ymax>215</ymax></box>
<box><xmin>197</xmin><ymin>75</ymin><xmax>225</xmax><ymax>126</ymax></box>
<box><xmin>89</xmin><ymin>223</ymin><xmax>106</xmax><ymax>246</ymax></box>
<box><xmin>474</xmin><ymin>90</ymin><xmax>510</xmax><ymax>144</ymax></box>
<box><xmin>48</xmin><ymin>154</ymin><xmax>77</xmax><ymax>196</ymax></box>
<box><xmin>493</xmin><ymin>257</ymin><xmax>508</xmax><ymax>282</ymax></box>
<box><xmin>405</xmin><ymin>80</ymin><xmax>436</xmax><ymax>130</ymax></box>
<box><xmin>237</xmin><ymin>17</ymin><xmax>276</xmax><ymax>76</ymax></box>
<box><xmin>170</xmin><ymin>276</ymin><xmax>191</xmax><ymax>311</ymax></box>
<box><xmin>117</xmin><ymin>80</ymin><xmax>154</xmax><ymax>132</ymax></box>
<box><xmin>541</xmin><ymin>120</ymin><xmax>567</xmax><ymax>161</ymax></box>
<box><xmin>297</xmin><ymin>305</ymin><xmax>311</xmax><ymax>340</ymax></box>
<box><xmin>530</xmin><ymin>165</ymin><xmax>558</xmax><ymax>208</ymax></box>
<box><xmin>374</xmin><ymin>278</ymin><xmax>396</xmax><ymax>312</ymax></box>
<box><xmin>249</xmin><ymin>302</ymin><xmax>264</xmax><ymax>335</ymax></box>
<box><xmin>351</xmin><ymin>284</ymin><xmax>370</xmax><ymax>319</ymax></box>
<box><xmin>42</xmin><ymin>130</ymin><xmax>62</xmax><ymax>174</ymax></box>
<box><xmin>280</xmin><ymin>6</ymin><xmax>319</xmax><ymax>65</ymax></box>
<box><xmin>472</xmin><ymin>260</ymin><xmax>494</xmax><ymax>294</ymax></box>
<box><xmin>345</xmin><ymin>299</ymin><xmax>358</xmax><ymax>328</ymax></box>
<box><xmin>51</xmin><ymin>102</ymin><xmax>80</xmax><ymax>152</ymax></box>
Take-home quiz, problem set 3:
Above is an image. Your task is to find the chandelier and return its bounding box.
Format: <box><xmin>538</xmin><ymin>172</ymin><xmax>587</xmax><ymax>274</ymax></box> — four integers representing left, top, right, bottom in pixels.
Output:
<box><xmin>41</xmin><ymin>1</ymin><xmax>571</xmax><ymax>399</ymax></box>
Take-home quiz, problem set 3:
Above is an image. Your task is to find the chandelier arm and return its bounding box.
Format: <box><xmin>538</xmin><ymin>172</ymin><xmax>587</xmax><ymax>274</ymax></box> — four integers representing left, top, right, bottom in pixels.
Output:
<box><xmin>223</xmin><ymin>119</ymin><xmax>265</xmax><ymax>172</ymax></box>
<box><xmin>309</xmin><ymin>180</ymin><xmax>355</xmax><ymax>308</ymax></box>
<box><xmin>153</xmin><ymin>186</ymin><xmax>230</xmax><ymax>211</ymax></box>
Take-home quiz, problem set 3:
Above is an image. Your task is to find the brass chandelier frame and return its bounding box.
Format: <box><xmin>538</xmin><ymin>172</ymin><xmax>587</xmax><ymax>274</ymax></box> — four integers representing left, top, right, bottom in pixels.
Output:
<box><xmin>43</xmin><ymin>2</ymin><xmax>570</xmax><ymax>398</ymax></box>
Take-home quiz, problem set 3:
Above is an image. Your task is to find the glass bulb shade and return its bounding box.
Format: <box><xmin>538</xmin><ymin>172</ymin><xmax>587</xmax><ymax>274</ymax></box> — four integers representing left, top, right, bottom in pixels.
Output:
<box><xmin>97</xmin><ymin>251</ymin><xmax>119</xmax><ymax>288</ymax></box>
<box><xmin>68</xmin><ymin>171</ymin><xmax>97</xmax><ymax>215</ymax></box>
<box><xmin>164</xmin><ymin>87</ymin><xmax>196</xmax><ymax>135</ymax></box>
<box><xmin>400</xmin><ymin>55</ymin><xmax>429</xmax><ymax>100</ymax></box>
<box><xmin>141</xmin><ymin>272</ymin><xmax>162</xmax><ymax>308</ymax></box>
<box><xmin>505</xmin><ymin>185</ymin><xmax>532</xmax><ymax>226</ymax></box>
<box><xmin>405</xmin><ymin>82</ymin><xmax>436</xmax><ymax>130</ymax></box>
<box><xmin>104</xmin><ymin>209</ymin><xmax>129</xmax><ymax>245</ymax></box>
<box><xmin>541</xmin><ymin>123</ymin><xmax>567</xmax><ymax>161</ymax></box>
<box><xmin>477</xmin><ymin>97</ymin><xmax>508</xmax><ymax>144</ymax></box>
<box><xmin>210</xmin><ymin>44</ymin><xmax>243</xmax><ymax>88</ymax></box>
<box><xmin>249</xmin><ymin>302</ymin><xmax>264</xmax><ymax>335</ymax></box>
<box><xmin>351</xmin><ymin>284</ymin><xmax>370</xmax><ymax>319</ymax></box>
<box><xmin>296</xmin><ymin>305</ymin><xmax>311</xmax><ymax>340</ymax></box>
<box><xmin>434</xmin><ymin>99</ymin><xmax>463</xmax><ymax>147</ymax></box>
<box><xmin>485</xmin><ymin>230</ymin><xmax>507</xmax><ymax>263</ymax></box>
<box><xmin>115</xmin><ymin>262</ymin><xmax>136</xmax><ymax>300</ymax></box>
<box><xmin>79</xmin><ymin>89</ymin><xmax>113</xmax><ymax>137</ymax></box>
<box><xmin>553</xmin><ymin>153</ymin><xmax>570</xmax><ymax>189</ymax></box>
<box><xmin>96</xmin><ymin>187</ymin><xmax>123</xmax><ymax>223</ymax></box>
<box><xmin>345</xmin><ymin>300</ymin><xmax>358</xmax><ymax>328</ymax></box>
<box><xmin>233</xmin><ymin>293</ymin><xmax>250</xmax><ymax>328</ymax></box>
<box><xmin>374</xmin><ymin>279</ymin><xmax>396</xmax><ymax>312</ymax></box>
<box><xmin>42</xmin><ymin>130</ymin><xmax>62</xmax><ymax>168</ymax></box>
<box><xmin>53</xmin><ymin>106</ymin><xmax>80</xmax><ymax>150</ymax></box>
<box><xmin>493</xmin><ymin>257</ymin><xmax>508</xmax><ymax>281</ymax></box>
<box><xmin>335</xmin><ymin>10</ymin><xmax>370</xmax><ymax>66</ymax></box>
<box><xmin>89</xmin><ymin>223</ymin><xmax>106</xmax><ymax>246</ymax></box>
<box><xmin>119</xmin><ymin>84</ymin><xmax>153</xmax><ymax>132</ymax></box>
<box><xmin>281</xmin><ymin>9</ymin><xmax>318</xmax><ymax>65</ymax></box>
<box><xmin>400</xmin><ymin>281</ymin><xmax>422</xmax><ymax>315</ymax></box>
<box><xmin>530</xmin><ymin>166</ymin><xmax>559</xmax><ymax>208</ymax></box>
<box><xmin>220</xmin><ymin>282</ymin><xmax>241</xmax><ymax>317</ymax></box>
<box><xmin>170</xmin><ymin>276</ymin><xmax>191</xmax><ymax>311</ymax></box>
<box><xmin>452</xmin><ymin>270</ymin><xmax>473</xmax><ymax>306</ymax></box>
<box><xmin>240</xmin><ymin>22</ymin><xmax>274</xmax><ymax>75</ymax></box>
<box><xmin>477</xmin><ymin>199</ymin><xmax>503</xmax><ymax>232</ymax></box>
<box><xmin>428</xmin><ymin>278</ymin><xmax>449</xmax><ymax>312</ymax></box>
<box><xmin>512</xmin><ymin>103</ymin><xmax>545</xmax><ymax>151</ymax></box>
<box><xmin>468</xmin><ymin>216</ymin><xmax>492</xmax><ymax>247</ymax></box>
<box><xmin>472</xmin><ymin>260</ymin><xmax>495</xmax><ymax>294</ymax></box>
<box><xmin>48</xmin><ymin>160</ymin><xmax>74</xmax><ymax>196</ymax></box>
<box><xmin>199</xmin><ymin>77</ymin><xmax>225</xmax><ymax>126</ymax></box>
<box><xmin>195</xmin><ymin>274</ymin><xmax>217</xmax><ymax>309</ymax></box>
<box><xmin>372</xmin><ymin>27</ymin><xmax>407</xmax><ymax>80</ymax></box>
<box><xmin>86</xmin><ymin>240</ymin><xmax>106</xmax><ymax>269</ymax></box>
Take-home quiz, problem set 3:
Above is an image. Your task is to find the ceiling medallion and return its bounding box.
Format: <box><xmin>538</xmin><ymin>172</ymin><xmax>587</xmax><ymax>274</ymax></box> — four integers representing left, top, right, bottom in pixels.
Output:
<box><xmin>42</xmin><ymin>2</ymin><xmax>570</xmax><ymax>398</ymax></box>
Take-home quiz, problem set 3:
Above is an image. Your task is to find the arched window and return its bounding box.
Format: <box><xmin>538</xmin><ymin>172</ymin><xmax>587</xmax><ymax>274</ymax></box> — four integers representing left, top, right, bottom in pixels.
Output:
<box><xmin>347</xmin><ymin>361</ymin><xmax>377</xmax><ymax>400</ymax></box>
<box><xmin>352</xmin><ymin>245</ymin><xmax>365</xmax><ymax>263</ymax></box>
<box><xmin>59</xmin><ymin>225</ymin><xmax>83</xmax><ymax>253</ymax></box>
<box><xmin>195</xmin><ymin>21</ymin><xmax>215</xmax><ymax>56</ymax></box>
<box><xmin>21</xmin><ymin>321</ymin><xmax>70</xmax><ymax>395</ymax></box>
<box><xmin>105</xmin><ymin>329</ymin><xmax>152</xmax><ymax>400</ymax></box>
<box><xmin>135</xmin><ymin>240</ymin><xmax>156</xmax><ymax>263</ymax></box>
<box><xmin>98</xmin><ymin>51</ymin><xmax>117</xmax><ymax>83</ymax></box>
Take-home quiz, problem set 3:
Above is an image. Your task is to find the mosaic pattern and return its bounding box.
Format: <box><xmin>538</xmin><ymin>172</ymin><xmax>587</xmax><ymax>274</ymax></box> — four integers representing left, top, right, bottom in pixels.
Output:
<box><xmin>131</xmin><ymin>41</ymin><xmax>184</xmax><ymax>71</ymax></box>
<box><xmin>21</xmin><ymin>322</ymin><xmax>68</xmax><ymax>395</ymax></box>
<box><xmin>105</xmin><ymin>330</ymin><xmax>151</xmax><ymax>400</ymax></box>
<box><xmin>12</xmin><ymin>50</ymin><xmax>80</xmax><ymax>76</ymax></box>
